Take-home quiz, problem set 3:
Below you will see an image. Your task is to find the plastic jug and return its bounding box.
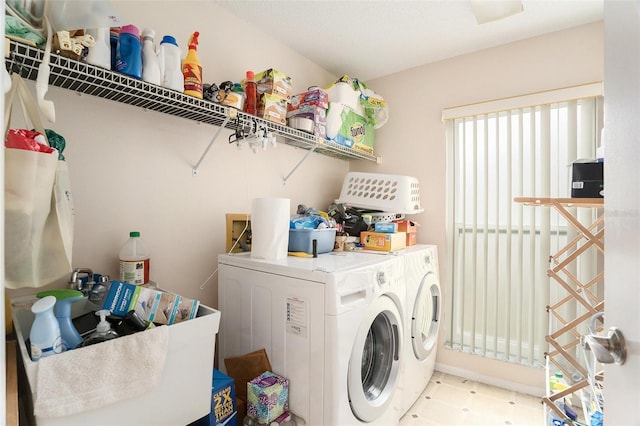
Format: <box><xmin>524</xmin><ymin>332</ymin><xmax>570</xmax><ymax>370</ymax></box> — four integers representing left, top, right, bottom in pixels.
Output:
<box><xmin>141</xmin><ymin>28</ymin><xmax>161</xmax><ymax>85</ymax></box>
<box><xmin>85</xmin><ymin>27</ymin><xmax>111</xmax><ymax>69</ymax></box>
<box><xmin>115</xmin><ymin>24</ymin><xmax>142</xmax><ymax>79</ymax></box>
<box><xmin>159</xmin><ymin>35</ymin><xmax>183</xmax><ymax>92</ymax></box>
<box><xmin>119</xmin><ymin>231</ymin><xmax>150</xmax><ymax>285</ymax></box>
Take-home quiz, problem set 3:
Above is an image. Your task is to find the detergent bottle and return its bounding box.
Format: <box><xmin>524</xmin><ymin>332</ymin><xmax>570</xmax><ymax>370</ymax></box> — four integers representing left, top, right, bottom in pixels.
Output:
<box><xmin>159</xmin><ymin>35</ymin><xmax>183</xmax><ymax>92</ymax></box>
<box><xmin>182</xmin><ymin>31</ymin><xmax>203</xmax><ymax>98</ymax></box>
<box><xmin>141</xmin><ymin>28</ymin><xmax>161</xmax><ymax>85</ymax></box>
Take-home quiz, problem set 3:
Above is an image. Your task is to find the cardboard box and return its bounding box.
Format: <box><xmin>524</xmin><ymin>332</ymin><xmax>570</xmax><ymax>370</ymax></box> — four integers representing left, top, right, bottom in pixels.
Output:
<box><xmin>255</xmin><ymin>69</ymin><xmax>293</xmax><ymax>101</ymax></box>
<box><xmin>394</xmin><ymin>219</ymin><xmax>418</xmax><ymax>234</ymax></box>
<box><xmin>406</xmin><ymin>232</ymin><xmax>417</xmax><ymax>246</ymax></box>
<box><xmin>247</xmin><ymin>371</ymin><xmax>289</xmax><ymax>423</ymax></box>
<box><xmin>192</xmin><ymin>369</ymin><xmax>237</xmax><ymax>426</ymax></box>
<box><xmin>325</xmin><ymin>102</ymin><xmax>375</xmax><ymax>155</ymax></box>
<box><xmin>11</xmin><ymin>295</ymin><xmax>221</xmax><ymax>426</ymax></box>
<box><xmin>571</xmin><ymin>161</ymin><xmax>603</xmax><ymax>198</ymax></box>
<box><xmin>360</xmin><ymin>231</ymin><xmax>406</xmax><ymax>252</ymax></box>
<box><xmin>258</xmin><ymin>93</ymin><xmax>288</xmax><ymax>124</ymax></box>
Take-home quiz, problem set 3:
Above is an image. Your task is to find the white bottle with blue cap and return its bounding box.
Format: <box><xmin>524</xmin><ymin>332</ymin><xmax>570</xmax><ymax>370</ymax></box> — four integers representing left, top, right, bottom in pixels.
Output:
<box><xmin>159</xmin><ymin>35</ymin><xmax>184</xmax><ymax>92</ymax></box>
<box><xmin>29</xmin><ymin>296</ymin><xmax>65</xmax><ymax>361</ymax></box>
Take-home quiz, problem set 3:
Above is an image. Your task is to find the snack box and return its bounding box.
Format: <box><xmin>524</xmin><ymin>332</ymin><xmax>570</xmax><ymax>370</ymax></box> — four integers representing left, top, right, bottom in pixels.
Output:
<box><xmin>258</xmin><ymin>93</ymin><xmax>289</xmax><ymax>125</ymax></box>
<box><xmin>360</xmin><ymin>231</ymin><xmax>406</xmax><ymax>252</ymax></box>
<box><xmin>289</xmin><ymin>88</ymin><xmax>329</xmax><ymax>111</ymax></box>
<box><xmin>255</xmin><ymin>69</ymin><xmax>293</xmax><ymax>101</ymax></box>
<box><xmin>374</xmin><ymin>222</ymin><xmax>398</xmax><ymax>233</ymax></box>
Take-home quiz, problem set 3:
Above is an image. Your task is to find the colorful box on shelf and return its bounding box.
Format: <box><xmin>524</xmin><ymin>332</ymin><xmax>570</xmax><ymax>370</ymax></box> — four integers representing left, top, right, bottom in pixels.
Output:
<box><xmin>360</xmin><ymin>231</ymin><xmax>406</xmax><ymax>252</ymax></box>
<box><xmin>258</xmin><ymin>93</ymin><xmax>289</xmax><ymax>125</ymax></box>
<box><xmin>373</xmin><ymin>222</ymin><xmax>398</xmax><ymax>233</ymax></box>
<box><xmin>289</xmin><ymin>88</ymin><xmax>329</xmax><ymax>110</ymax></box>
<box><xmin>287</xmin><ymin>105</ymin><xmax>327</xmax><ymax>123</ymax></box>
<box><xmin>247</xmin><ymin>371</ymin><xmax>289</xmax><ymax>423</ymax></box>
<box><xmin>256</xmin><ymin>69</ymin><xmax>293</xmax><ymax>101</ymax></box>
<box><xmin>325</xmin><ymin>102</ymin><xmax>375</xmax><ymax>155</ymax></box>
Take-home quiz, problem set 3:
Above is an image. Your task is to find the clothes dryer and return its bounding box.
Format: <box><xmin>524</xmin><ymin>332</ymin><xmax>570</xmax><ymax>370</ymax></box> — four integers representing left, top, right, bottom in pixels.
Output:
<box><xmin>400</xmin><ymin>245</ymin><xmax>441</xmax><ymax>413</ymax></box>
<box><xmin>217</xmin><ymin>251</ymin><xmax>406</xmax><ymax>425</ymax></box>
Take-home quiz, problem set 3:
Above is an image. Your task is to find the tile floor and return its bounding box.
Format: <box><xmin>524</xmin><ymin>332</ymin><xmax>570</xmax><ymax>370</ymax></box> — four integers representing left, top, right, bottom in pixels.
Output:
<box><xmin>399</xmin><ymin>371</ymin><xmax>545</xmax><ymax>426</ymax></box>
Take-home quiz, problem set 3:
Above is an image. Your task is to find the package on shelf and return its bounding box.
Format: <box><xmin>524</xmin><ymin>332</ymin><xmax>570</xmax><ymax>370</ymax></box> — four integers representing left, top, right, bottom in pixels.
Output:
<box><xmin>324</xmin><ymin>75</ymin><xmax>388</xmax><ymax>130</ymax></box>
<box><xmin>247</xmin><ymin>371</ymin><xmax>289</xmax><ymax>423</ymax></box>
<box><xmin>325</xmin><ymin>102</ymin><xmax>375</xmax><ymax>155</ymax></box>
<box><xmin>258</xmin><ymin>93</ymin><xmax>289</xmax><ymax>125</ymax></box>
<box><xmin>255</xmin><ymin>68</ymin><xmax>293</xmax><ymax>101</ymax></box>
<box><xmin>289</xmin><ymin>88</ymin><xmax>329</xmax><ymax>111</ymax></box>
<box><xmin>360</xmin><ymin>231</ymin><xmax>406</xmax><ymax>252</ymax></box>
<box><xmin>286</xmin><ymin>104</ymin><xmax>327</xmax><ymax>124</ymax></box>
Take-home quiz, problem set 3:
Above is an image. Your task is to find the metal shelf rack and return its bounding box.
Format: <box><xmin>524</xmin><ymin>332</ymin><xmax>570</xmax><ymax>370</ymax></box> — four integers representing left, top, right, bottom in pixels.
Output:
<box><xmin>4</xmin><ymin>38</ymin><xmax>381</xmax><ymax>167</ymax></box>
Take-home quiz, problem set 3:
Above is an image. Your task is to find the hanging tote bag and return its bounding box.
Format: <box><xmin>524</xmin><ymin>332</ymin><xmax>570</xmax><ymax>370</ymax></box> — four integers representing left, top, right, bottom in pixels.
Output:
<box><xmin>4</xmin><ymin>73</ymin><xmax>74</xmax><ymax>288</ymax></box>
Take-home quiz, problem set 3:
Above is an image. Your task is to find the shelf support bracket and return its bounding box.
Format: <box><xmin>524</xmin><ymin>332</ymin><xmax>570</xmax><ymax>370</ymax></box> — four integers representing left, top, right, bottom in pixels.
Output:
<box><xmin>282</xmin><ymin>140</ymin><xmax>319</xmax><ymax>185</ymax></box>
<box><xmin>192</xmin><ymin>108</ymin><xmax>237</xmax><ymax>175</ymax></box>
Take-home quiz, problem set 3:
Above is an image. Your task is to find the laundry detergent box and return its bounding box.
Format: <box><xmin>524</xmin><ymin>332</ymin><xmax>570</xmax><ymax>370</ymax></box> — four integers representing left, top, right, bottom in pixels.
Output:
<box><xmin>247</xmin><ymin>371</ymin><xmax>289</xmax><ymax>423</ymax></box>
<box><xmin>325</xmin><ymin>102</ymin><xmax>375</xmax><ymax>155</ymax></box>
<box><xmin>190</xmin><ymin>369</ymin><xmax>238</xmax><ymax>426</ymax></box>
<box><xmin>360</xmin><ymin>231</ymin><xmax>406</xmax><ymax>252</ymax></box>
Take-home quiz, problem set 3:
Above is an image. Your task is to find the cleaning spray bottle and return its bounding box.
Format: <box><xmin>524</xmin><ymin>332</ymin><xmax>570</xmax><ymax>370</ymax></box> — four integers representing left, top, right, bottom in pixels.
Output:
<box><xmin>182</xmin><ymin>31</ymin><xmax>203</xmax><ymax>99</ymax></box>
<box><xmin>80</xmin><ymin>310</ymin><xmax>119</xmax><ymax>347</ymax></box>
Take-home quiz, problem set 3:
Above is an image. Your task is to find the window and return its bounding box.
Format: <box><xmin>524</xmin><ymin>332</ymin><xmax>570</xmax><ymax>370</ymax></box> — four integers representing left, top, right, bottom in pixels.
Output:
<box><xmin>443</xmin><ymin>85</ymin><xmax>603</xmax><ymax>367</ymax></box>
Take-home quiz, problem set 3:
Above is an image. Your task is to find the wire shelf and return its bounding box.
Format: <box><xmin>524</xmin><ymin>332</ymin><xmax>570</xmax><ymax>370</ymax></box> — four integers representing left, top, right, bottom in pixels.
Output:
<box><xmin>4</xmin><ymin>38</ymin><xmax>380</xmax><ymax>163</ymax></box>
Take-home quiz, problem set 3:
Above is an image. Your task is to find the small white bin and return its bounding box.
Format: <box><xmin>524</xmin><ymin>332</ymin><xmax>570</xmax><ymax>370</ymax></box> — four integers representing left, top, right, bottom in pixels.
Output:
<box><xmin>11</xmin><ymin>295</ymin><xmax>221</xmax><ymax>426</ymax></box>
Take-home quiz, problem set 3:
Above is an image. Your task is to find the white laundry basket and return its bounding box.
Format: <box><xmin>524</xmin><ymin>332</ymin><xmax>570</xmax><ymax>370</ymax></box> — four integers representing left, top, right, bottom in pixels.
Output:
<box><xmin>338</xmin><ymin>172</ymin><xmax>423</xmax><ymax>214</ymax></box>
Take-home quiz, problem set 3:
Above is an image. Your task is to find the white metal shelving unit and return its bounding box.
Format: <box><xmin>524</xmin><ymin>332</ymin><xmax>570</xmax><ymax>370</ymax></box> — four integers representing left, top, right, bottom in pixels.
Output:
<box><xmin>4</xmin><ymin>38</ymin><xmax>381</xmax><ymax>171</ymax></box>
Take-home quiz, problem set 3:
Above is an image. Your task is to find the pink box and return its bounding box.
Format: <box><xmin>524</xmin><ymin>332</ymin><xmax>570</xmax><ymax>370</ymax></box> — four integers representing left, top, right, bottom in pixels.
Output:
<box><xmin>289</xmin><ymin>89</ymin><xmax>329</xmax><ymax>111</ymax></box>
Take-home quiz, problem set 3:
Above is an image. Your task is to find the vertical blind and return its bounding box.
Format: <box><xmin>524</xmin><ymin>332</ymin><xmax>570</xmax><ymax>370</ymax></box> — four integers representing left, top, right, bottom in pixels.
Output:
<box><xmin>443</xmin><ymin>84</ymin><xmax>603</xmax><ymax>367</ymax></box>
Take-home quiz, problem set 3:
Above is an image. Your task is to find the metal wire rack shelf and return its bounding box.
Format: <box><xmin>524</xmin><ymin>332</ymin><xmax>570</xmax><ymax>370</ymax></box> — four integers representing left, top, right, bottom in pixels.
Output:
<box><xmin>4</xmin><ymin>38</ymin><xmax>380</xmax><ymax>165</ymax></box>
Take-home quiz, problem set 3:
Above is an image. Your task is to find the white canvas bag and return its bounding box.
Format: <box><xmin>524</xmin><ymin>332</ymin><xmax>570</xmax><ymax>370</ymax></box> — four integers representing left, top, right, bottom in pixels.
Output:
<box><xmin>4</xmin><ymin>73</ymin><xmax>74</xmax><ymax>288</ymax></box>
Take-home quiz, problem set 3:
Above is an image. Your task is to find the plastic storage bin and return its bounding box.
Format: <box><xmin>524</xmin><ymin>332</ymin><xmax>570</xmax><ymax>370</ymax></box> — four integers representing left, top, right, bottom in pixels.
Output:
<box><xmin>11</xmin><ymin>294</ymin><xmax>221</xmax><ymax>426</ymax></box>
<box><xmin>288</xmin><ymin>228</ymin><xmax>336</xmax><ymax>254</ymax></box>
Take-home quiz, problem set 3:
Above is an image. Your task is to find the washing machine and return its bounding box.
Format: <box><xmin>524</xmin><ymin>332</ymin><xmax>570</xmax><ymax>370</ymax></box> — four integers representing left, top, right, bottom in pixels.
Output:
<box><xmin>217</xmin><ymin>251</ymin><xmax>406</xmax><ymax>426</ymax></box>
<box><xmin>400</xmin><ymin>244</ymin><xmax>441</xmax><ymax>413</ymax></box>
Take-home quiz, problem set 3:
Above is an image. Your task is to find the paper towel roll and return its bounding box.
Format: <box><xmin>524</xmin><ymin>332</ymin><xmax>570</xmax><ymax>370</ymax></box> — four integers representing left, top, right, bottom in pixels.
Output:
<box><xmin>251</xmin><ymin>198</ymin><xmax>290</xmax><ymax>260</ymax></box>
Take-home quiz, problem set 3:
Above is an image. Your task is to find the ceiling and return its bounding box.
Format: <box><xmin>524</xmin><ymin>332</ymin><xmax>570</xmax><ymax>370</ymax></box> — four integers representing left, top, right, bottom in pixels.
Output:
<box><xmin>216</xmin><ymin>0</ymin><xmax>603</xmax><ymax>81</ymax></box>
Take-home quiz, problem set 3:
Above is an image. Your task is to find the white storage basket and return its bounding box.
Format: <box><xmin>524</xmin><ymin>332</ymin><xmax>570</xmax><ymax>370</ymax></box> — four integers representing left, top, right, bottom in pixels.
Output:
<box><xmin>338</xmin><ymin>172</ymin><xmax>423</xmax><ymax>214</ymax></box>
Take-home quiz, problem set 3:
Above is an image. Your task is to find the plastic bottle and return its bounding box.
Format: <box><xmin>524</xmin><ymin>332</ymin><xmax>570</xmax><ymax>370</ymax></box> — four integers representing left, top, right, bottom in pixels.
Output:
<box><xmin>159</xmin><ymin>35</ymin><xmax>183</xmax><ymax>92</ymax></box>
<box><xmin>109</xmin><ymin>27</ymin><xmax>120</xmax><ymax>71</ymax></box>
<box><xmin>115</xmin><ymin>24</ymin><xmax>142</xmax><ymax>79</ymax></box>
<box><xmin>80</xmin><ymin>310</ymin><xmax>119</xmax><ymax>347</ymax></box>
<box><xmin>29</xmin><ymin>296</ymin><xmax>64</xmax><ymax>360</ymax></box>
<box><xmin>85</xmin><ymin>28</ymin><xmax>111</xmax><ymax>69</ymax></box>
<box><xmin>141</xmin><ymin>28</ymin><xmax>161</xmax><ymax>85</ymax></box>
<box><xmin>182</xmin><ymin>31</ymin><xmax>203</xmax><ymax>98</ymax></box>
<box><xmin>119</xmin><ymin>231</ymin><xmax>150</xmax><ymax>285</ymax></box>
<box><xmin>243</xmin><ymin>70</ymin><xmax>257</xmax><ymax>115</ymax></box>
<box><xmin>549</xmin><ymin>371</ymin><xmax>569</xmax><ymax>392</ymax></box>
<box><xmin>36</xmin><ymin>289</ymin><xmax>85</xmax><ymax>350</ymax></box>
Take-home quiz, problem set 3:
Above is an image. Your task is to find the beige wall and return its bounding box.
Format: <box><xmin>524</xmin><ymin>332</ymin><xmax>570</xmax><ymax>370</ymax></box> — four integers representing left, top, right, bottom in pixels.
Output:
<box><xmin>361</xmin><ymin>22</ymin><xmax>604</xmax><ymax>393</ymax></box>
<box><xmin>5</xmin><ymin>0</ymin><xmax>603</xmax><ymax>393</ymax></box>
<box><xmin>6</xmin><ymin>2</ymin><xmax>347</xmax><ymax>308</ymax></box>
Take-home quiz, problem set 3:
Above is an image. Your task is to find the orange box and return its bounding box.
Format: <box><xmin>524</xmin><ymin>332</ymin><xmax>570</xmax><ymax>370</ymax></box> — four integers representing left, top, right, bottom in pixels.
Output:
<box><xmin>360</xmin><ymin>231</ymin><xmax>406</xmax><ymax>252</ymax></box>
<box><xmin>406</xmin><ymin>232</ymin><xmax>417</xmax><ymax>246</ymax></box>
<box><xmin>394</xmin><ymin>220</ymin><xmax>418</xmax><ymax>234</ymax></box>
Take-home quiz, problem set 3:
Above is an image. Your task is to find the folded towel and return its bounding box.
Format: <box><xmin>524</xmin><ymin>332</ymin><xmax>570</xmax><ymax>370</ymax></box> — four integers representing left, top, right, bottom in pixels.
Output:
<box><xmin>34</xmin><ymin>325</ymin><xmax>169</xmax><ymax>418</ymax></box>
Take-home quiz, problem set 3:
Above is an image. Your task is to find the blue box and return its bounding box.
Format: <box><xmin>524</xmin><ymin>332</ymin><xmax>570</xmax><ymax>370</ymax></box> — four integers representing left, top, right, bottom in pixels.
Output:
<box><xmin>190</xmin><ymin>369</ymin><xmax>237</xmax><ymax>426</ymax></box>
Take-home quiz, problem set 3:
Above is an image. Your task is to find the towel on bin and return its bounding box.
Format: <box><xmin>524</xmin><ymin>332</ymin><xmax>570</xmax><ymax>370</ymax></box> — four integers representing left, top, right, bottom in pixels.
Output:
<box><xmin>34</xmin><ymin>324</ymin><xmax>169</xmax><ymax>418</ymax></box>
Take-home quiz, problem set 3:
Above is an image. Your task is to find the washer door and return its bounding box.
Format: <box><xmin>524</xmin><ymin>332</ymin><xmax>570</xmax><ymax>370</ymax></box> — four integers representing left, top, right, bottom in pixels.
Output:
<box><xmin>348</xmin><ymin>295</ymin><xmax>402</xmax><ymax>422</ymax></box>
<box><xmin>412</xmin><ymin>272</ymin><xmax>441</xmax><ymax>360</ymax></box>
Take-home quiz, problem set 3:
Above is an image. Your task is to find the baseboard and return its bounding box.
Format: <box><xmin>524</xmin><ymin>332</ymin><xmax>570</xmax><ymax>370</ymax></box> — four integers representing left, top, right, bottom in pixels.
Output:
<box><xmin>434</xmin><ymin>362</ymin><xmax>545</xmax><ymax>397</ymax></box>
